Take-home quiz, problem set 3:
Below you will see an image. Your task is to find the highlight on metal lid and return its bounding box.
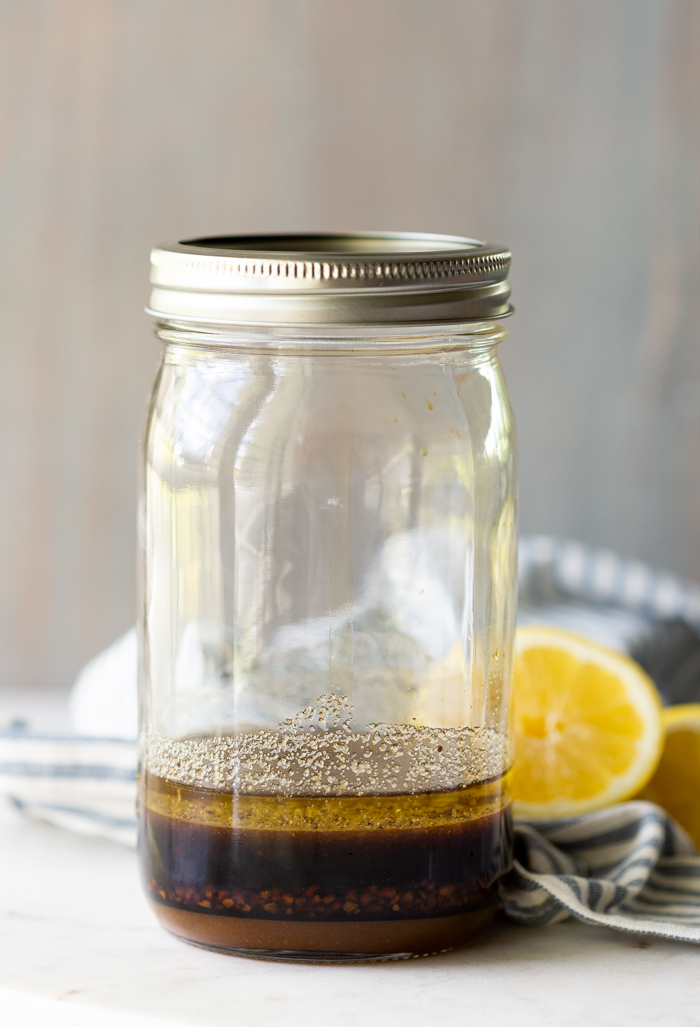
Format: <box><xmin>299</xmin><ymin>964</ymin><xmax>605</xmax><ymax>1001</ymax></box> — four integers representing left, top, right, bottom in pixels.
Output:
<box><xmin>147</xmin><ymin>232</ymin><xmax>513</xmax><ymax>327</ymax></box>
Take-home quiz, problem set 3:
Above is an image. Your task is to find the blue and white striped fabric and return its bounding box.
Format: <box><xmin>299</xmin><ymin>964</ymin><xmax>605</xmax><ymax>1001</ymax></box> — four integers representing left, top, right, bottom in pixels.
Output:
<box><xmin>519</xmin><ymin>535</ymin><xmax>700</xmax><ymax>651</ymax></box>
<box><xmin>503</xmin><ymin>802</ymin><xmax>700</xmax><ymax>943</ymax></box>
<box><xmin>3</xmin><ymin>536</ymin><xmax>700</xmax><ymax>942</ymax></box>
<box><xmin>0</xmin><ymin>730</ymin><xmax>137</xmax><ymax>846</ymax></box>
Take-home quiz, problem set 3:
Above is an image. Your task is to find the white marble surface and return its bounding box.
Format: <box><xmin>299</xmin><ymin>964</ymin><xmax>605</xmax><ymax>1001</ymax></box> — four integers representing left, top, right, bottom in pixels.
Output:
<box><xmin>1</xmin><ymin>800</ymin><xmax>700</xmax><ymax>1026</ymax></box>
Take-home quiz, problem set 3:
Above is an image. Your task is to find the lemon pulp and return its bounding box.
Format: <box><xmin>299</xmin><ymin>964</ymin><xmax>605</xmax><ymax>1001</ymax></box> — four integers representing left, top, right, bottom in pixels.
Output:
<box><xmin>512</xmin><ymin>626</ymin><xmax>663</xmax><ymax>819</ymax></box>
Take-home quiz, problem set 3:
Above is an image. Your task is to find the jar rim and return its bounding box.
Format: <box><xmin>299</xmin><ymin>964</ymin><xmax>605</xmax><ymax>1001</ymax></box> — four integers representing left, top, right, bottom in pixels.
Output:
<box><xmin>148</xmin><ymin>232</ymin><xmax>513</xmax><ymax>327</ymax></box>
<box><xmin>152</xmin><ymin>319</ymin><xmax>508</xmax><ymax>356</ymax></box>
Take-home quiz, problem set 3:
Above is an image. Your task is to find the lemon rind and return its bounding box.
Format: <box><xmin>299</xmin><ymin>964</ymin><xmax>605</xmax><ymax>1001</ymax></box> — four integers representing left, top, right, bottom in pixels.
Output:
<box><xmin>662</xmin><ymin>704</ymin><xmax>700</xmax><ymax>733</ymax></box>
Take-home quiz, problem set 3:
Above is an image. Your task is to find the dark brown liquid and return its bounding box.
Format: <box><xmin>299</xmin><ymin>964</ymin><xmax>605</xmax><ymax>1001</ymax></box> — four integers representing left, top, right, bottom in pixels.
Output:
<box><xmin>139</xmin><ymin>772</ymin><xmax>512</xmax><ymax>960</ymax></box>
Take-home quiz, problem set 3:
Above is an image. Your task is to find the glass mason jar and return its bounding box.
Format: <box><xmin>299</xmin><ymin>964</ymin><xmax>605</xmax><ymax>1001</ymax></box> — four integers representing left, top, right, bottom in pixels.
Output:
<box><xmin>139</xmin><ymin>233</ymin><xmax>517</xmax><ymax>962</ymax></box>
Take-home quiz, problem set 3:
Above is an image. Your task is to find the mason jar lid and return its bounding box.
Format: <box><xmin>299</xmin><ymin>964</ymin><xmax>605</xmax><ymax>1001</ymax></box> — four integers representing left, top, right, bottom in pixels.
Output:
<box><xmin>147</xmin><ymin>232</ymin><xmax>512</xmax><ymax>327</ymax></box>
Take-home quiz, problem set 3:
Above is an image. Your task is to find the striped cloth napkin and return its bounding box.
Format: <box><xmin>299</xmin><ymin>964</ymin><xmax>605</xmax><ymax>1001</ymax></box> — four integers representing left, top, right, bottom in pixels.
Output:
<box><xmin>3</xmin><ymin>535</ymin><xmax>700</xmax><ymax>941</ymax></box>
<box><xmin>0</xmin><ymin>730</ymin><xmax>136</xmax><ymax>847</ymax></box>
<box><xmin>503</xmin><ymin>802</ymin><xmax>700</xmax><ymax>943</ymax></box>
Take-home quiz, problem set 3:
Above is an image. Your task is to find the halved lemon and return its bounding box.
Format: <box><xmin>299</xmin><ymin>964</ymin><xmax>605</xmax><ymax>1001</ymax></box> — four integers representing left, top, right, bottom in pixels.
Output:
<box><xmin>636</xmin><ymin>704</ymin><xmax>700</xmax><ymax>847</ymax></box>
<box><xmin>512</xmin><ymin>625</ymin><xmax>663</xmax><ymax>819</ymax></box>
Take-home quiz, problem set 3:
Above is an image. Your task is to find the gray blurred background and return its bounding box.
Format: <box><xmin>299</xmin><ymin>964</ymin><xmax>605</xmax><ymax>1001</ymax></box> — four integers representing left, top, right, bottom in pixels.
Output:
<box><xmin>1</xmin><ymin>0</ymin><xmax>698</xmax><ymax>691</ymax></box>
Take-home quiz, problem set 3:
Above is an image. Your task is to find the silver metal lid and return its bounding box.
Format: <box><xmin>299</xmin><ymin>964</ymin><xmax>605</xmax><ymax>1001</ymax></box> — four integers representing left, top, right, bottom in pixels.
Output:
<box><xmin>148</xmin><ymin>232</ymin><xmax>512</xmax><ymax>327</ymax></box>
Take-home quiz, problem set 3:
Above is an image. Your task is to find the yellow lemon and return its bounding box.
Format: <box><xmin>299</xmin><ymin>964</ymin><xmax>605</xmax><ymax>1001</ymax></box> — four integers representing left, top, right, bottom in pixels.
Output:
<box><xmin>512</xmin><ymin>625</ymin><xmax>663</xmax><ymax>819</ymax></box>
<box><xmin>636</xmin><ymin>704</ymin><xmax>700</xmax><ymax>848</ymax></box>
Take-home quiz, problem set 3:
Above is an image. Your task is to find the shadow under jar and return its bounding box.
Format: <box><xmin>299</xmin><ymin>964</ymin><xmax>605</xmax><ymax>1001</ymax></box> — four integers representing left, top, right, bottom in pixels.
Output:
<box><xmin>139</xmin><ymin>233</ymin><xmax>518</xmax><ymax>962</ymax></box>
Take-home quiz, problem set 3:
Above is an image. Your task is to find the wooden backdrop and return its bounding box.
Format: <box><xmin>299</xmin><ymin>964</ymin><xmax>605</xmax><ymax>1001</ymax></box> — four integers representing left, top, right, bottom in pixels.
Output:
<box><xmin>1</xmin><ymin>0</ymin><xmax>698</xmax><ymax>689</ymax></box>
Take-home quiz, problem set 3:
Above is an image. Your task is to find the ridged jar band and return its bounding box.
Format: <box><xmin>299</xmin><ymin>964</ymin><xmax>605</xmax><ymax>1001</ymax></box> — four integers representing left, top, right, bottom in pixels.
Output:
<box><xmin>148</xmin><ymin>233</ymin><xmax>513</xmax><ymax>327</ymax></box>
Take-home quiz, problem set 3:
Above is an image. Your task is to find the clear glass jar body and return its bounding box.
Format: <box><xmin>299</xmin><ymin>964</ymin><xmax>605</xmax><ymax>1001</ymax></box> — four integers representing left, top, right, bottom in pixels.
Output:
<box><xmin>138</xmin><ymin>322</ymin><xmax>517</xmax><ymax>962</ymax></box>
